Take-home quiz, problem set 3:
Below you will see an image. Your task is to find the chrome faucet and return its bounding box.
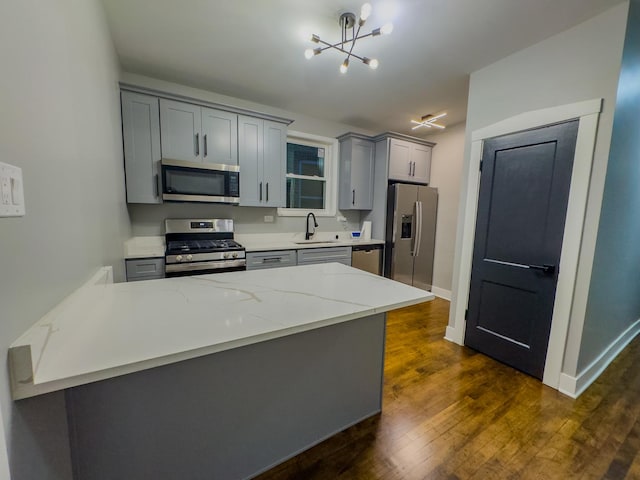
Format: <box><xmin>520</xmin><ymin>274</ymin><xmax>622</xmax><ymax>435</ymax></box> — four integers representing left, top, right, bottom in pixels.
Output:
<box><xmin>305</xmin><ymin>212</ymin><xmax>318</xmax><ymax>240</ymax></box>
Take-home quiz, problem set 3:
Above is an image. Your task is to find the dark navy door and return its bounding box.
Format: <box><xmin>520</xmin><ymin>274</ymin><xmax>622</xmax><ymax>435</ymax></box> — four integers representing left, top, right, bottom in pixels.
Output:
<box><xmin>465</xmin><ymin>121</ymin><xmax>579</xmax><ymax>379</ymax></box>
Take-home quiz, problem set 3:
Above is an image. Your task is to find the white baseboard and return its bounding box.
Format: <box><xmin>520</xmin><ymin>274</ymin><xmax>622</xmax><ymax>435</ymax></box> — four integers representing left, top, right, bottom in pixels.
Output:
<box><xmin>430</xmin><ymin>286</ymin><xmax>451</xmax><ymax>301</ymax></box>
<box><xmin>444</xmin><ymin>325</ymin><xmax>464</xmax><ymax>346</ymax></box>
<box><xmin>558</xmin><ymin>318</ymin><xmax>640</xmax><ymax>398</ymax></box>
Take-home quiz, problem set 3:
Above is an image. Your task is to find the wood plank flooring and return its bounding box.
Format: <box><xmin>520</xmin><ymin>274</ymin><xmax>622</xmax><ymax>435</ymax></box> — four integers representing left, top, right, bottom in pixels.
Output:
<box><xmin>255</xmin><ymin>298</ymin><xmax>640</xmax><ymax>479</ymax></box>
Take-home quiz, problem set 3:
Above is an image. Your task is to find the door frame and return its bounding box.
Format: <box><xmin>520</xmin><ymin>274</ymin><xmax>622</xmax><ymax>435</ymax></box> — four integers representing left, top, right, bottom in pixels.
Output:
<box><xmin>446</xmin><ymin>98</ymin><xmax>602</xmax><ymax>390</ymax></box>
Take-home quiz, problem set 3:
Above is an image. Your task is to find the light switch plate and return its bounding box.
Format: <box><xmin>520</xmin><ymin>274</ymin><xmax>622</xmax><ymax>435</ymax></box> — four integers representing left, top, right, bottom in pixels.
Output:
<box><xmin>0</xmin><ymin>162</ymin><xmax>25</xmax><ymax>217</ymax></box>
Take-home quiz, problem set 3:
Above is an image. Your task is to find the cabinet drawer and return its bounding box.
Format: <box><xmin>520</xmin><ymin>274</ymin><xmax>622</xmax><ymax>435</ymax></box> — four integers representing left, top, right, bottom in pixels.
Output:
<box><xmin>297</xmin><ymin>247</ymin><xmax>352</xmax><ymax>266</ymax></box>
<box><xmin>126</xmin><ymin>258</ymin><xmax>165</xmax><ymax>281</ymax></box>
<box><xmin>246</xmin><ymin>250</ymin><xmax>297</xmax><ymax>270</ymax></box>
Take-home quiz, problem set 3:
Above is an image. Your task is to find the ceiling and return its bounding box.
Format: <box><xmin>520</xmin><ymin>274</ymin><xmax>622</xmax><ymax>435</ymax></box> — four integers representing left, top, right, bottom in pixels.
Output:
<box><xmin>101</xmin><ymin>0</ymin><xmax>624</xmax><ymax>137</ymax></box>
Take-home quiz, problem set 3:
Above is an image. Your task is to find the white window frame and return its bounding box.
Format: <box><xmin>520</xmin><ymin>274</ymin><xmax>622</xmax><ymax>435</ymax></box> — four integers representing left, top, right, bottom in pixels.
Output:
<box><xmin>277</xmin><ymin>130</ymin><xmax>338</xmax><ymax>217</ymax></box>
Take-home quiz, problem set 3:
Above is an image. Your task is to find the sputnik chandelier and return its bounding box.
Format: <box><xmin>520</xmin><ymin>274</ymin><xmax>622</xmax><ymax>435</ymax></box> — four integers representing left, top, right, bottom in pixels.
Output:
<box><xmin>304</xmin><ymin>3</ymin><xmax>393</xmax><ymax>74</ymax></box>
<box><xmin>411</xmin><ymin>113</ymin><xmax>447</xmax><ymax>130</ymax></box>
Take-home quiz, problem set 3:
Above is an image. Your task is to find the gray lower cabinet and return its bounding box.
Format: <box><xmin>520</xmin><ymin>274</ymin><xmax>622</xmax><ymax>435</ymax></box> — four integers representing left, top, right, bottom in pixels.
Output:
<box><xmin>338</xmin><ymin>135</ymin><xmax>374</xmax><ymax>210</ymax></box>
<box><xmin>125</xmin><ymin>258</ymin><xmax>165</xmax><ymax>282</ymax></box>
<box><xmin>246</xmin><ymin>250</ymin><xmax>297</xmax><ymax>270</ymax></box>
<box><xmin>238</xmin><ymin>116</ymin><xmax>286</xmax><ymax>207</ymax></box>
<box><xmin>297</xmin><ymin>247</ymin><xmax>352</xmax><ymax>266</ymax></box>
<box><xmin>121</xmin><ymin>91</ymin><xmax>162</xmax><ymax>204</ymax></box>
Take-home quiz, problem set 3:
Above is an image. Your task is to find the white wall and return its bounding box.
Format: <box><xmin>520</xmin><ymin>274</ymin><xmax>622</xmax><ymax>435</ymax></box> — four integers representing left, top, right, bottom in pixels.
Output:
<box><xmin>121</xmin><ymin>73</ymin><xmax>371</xmax><ymax>237</ymax></box>
<box><xmin>578</xmin><ymin>0</ymin><xmax>640</xmax><ymax>371</ymax></box>
<box><xmin>425</xmin><ymin>123</ymin><xmax>466</xmax><ymax>298</ymax></box>
<box><xmin>0</xmin><ymin>0</ymin><xmax>130</xmax><ymax>478</ymax></box>
<box><xmin>448</xmin><ymin>3</ymin><xmax>628</xmax><ymax>377</ymax></box>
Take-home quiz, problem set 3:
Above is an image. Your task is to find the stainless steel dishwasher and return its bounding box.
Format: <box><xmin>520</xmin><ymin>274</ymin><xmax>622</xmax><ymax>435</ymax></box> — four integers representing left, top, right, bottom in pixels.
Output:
<box><xmin>351</xmin><ymin>244</ymin><xmax>383</xmax><ymax>275</ymax></box>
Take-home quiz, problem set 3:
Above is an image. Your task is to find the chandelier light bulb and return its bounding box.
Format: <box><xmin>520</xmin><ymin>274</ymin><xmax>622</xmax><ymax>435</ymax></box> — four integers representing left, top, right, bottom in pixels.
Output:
<box><xmin>340</xmin><ymin>59</ymin><xmax>349</xmax><ymax>74</ymax></box>
<box><xmin>369</xmin><ymin>58</ymin><xmax>379</xmax><ymax>69</ymax></box>
<box><xmin>304</xmin><ymin>49</ymin><xmax>314</xmax><ymax>60</ymax></box>
<box><xmin>381</xmin><ymin>23</ymin><xmax>394</xmax><ymax>35</ymax></box>
<box><xmin>360</xmin><ymin>3</ymin><xmax>372</xmax><ymax>21</ymax></box>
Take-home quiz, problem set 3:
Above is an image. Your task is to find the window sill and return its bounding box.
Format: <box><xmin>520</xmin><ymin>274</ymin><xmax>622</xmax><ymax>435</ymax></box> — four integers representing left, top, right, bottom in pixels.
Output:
<box><xmin>277</xmin><ymin>207</ymin><xmax>337</xmax><ymax>218</ymax></box>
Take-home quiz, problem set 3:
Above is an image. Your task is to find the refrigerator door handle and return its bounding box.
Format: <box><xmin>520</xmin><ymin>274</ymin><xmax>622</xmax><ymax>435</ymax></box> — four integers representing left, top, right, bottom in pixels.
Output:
<box><xmin>414</xmin><ymin>201</ymin><xmax>423</xmax><ymax>257</ymax></box>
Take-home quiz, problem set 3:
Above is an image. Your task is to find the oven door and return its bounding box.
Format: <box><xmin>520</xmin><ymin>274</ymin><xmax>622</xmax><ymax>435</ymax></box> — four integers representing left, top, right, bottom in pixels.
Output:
<box><xmin>161</xmin><ymin>159</ymin><xmax>240</xmax><ymax>204</ymax></box>
<box><xmin>165</xmin><ymin>259</ymin><xmax>246</xmax><ymax>277</ymax></box>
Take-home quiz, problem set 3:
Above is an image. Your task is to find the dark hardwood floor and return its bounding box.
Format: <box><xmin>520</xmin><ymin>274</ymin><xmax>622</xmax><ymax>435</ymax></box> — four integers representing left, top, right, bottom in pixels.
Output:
<box><xmin>255</xmin><ymin>298</ymin><xmax>640</xmax><ymax>480</ymax></box>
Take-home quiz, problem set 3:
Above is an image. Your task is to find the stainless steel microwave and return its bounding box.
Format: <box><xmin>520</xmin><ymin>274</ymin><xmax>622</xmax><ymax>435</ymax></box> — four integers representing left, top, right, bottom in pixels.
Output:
<box><xmin>161</xmin><ymin>159</ymin><xmax>240</xmax><ymax>204</ymax></box>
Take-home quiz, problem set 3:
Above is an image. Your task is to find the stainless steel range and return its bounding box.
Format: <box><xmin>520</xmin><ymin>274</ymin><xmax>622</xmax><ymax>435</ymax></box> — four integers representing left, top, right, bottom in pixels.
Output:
<box><xmin>164</xmin><ymin>219</ymin><xmax>246</xmax><ymax>277</ymax></box>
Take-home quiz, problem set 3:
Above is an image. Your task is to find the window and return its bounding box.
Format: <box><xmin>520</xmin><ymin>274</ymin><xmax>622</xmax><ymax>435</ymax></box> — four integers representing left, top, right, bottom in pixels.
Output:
<box><xmin>278</xmin><ymin>131</ymin><xmax>338</xmax><ymax>217</ymax></box>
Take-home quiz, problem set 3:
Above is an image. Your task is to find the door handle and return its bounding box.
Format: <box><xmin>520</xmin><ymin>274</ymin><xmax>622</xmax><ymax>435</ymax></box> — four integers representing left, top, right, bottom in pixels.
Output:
<box><xmin>203</xmin><ymin>134</ymin><xmax>208</xmax><ymax>157</ymax></box>
<box><xmin>528</xmin><ymin>264</ymin><xmax>556</xmax><ymax>274</ymax></box>
<box><xmin>414</xmin><ymin>201</ymin><xmax>423</xmax><ymax>257</ymax></box>
<box><xmin>195</xmin><ymin>133</ymin><xmax>200</xmax><ymax>156</ymax></box>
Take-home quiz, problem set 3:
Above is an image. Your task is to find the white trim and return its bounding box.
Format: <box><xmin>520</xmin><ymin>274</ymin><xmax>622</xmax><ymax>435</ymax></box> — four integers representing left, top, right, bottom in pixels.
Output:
<box><xmin>471</xmin><ymin>99</ymin><xmax>603</xmax><ymax>142</ymax></box>
<box><xmin>277</xmin><ymin>131</ymin><xmax>338</xmax><ymax>218</ymax></box>
<box><xmin>558</xmin><ymin>318</ymin><xmax>640</xmax><ymax>398</ymax></box>
<box><xmin>430</xmin><ymin>286</ymin><xmax>451</xmax><ymax>301</ymax></box>
<box><xmin>447</xmin><ymin>99</ymin><xmax>603</xmax><ymax>388</ymax></box>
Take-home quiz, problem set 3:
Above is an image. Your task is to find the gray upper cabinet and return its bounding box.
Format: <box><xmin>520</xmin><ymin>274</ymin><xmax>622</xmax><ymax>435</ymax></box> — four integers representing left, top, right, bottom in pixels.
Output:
<box><xmin>160</xmin><ymin>99</ymin><xmax>238</xmax><ymax>165</ymax></box>
<box><xmin>201</xmin><ymin>107</ymin><xmax>238</xmax><ymax>165</ymax></box>
<box><xmin>338</xmin><ymin>135</ymin><xmax>374</xmax><ymax>210</ymax></box>
<box><xmin>160</xmin><ymin>99</ymin><xmax>202</xmax><ymax>162</ymax></box>
<box><xmin>238</xmin><ymin>116</ymin><xmax>286</xmax><ymax>207</ymax></box>
<box><xmin>121</xmin><ymin>91</ymin><xmax>162</xmax><ymax>204</ymax></box>
<box><xmin>388</xmin><ymin>138</ymin><xmax>432</xmax><ymax>184</ymax></box>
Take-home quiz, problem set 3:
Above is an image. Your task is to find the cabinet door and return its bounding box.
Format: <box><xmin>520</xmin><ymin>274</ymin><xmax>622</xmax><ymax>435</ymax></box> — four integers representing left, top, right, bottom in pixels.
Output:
<box><xmin>262</xmin><ymin>121</ymin><xmax>286</xmax><ymax>207</ymax></box>
<box><xmin>238</xmin><ymin>116</ymin><xmax>263</xmax><ymax>206</ymax></box>
<box><xmin>121</xmin><ymin>91</ymin><xmax>162</xmax><ymax>204</ymax></box>
<box><xmin>411</xmin><ymin>144</ymin><xmax>432</xmax><ymax>184</ymax></box>
<box><xmin>388</xmin><ymin>139</ymin><xmax>412</xmax><ymax>182</ymax></box>
<box><xmin>159</xmin><ymin>99</ymin><xmax>202</xmax><ymax>162</ymax></box>
<box><xmin>350</xmin><ymin>139</ymin><xmax>374</xmax><ymax>209</ymax></box>
<box><xmin>201</xmin><ymin>107</ymin><xmax>238</xmax><ymax>165</ymax></box>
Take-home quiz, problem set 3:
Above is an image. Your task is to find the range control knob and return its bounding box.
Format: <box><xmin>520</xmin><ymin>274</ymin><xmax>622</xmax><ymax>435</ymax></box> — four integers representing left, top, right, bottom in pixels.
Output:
<box><xmin>224</xmin><ymin>253</ymin><xmax>231</xmax><ymax>259</ymax></box>
<box><xmin>176</xmin><ymin>255</ymin><xmax>183</xmax><ymax>262</ymax></box>
<box><xmin>232</xmin><ymin>253</ymin><xmax>238</xmax><ymax>258</ymax></box>
<box><xmin>187</xmin><ymin>254</ymin><xmax>193</xmax><ymax>261</ymax></box>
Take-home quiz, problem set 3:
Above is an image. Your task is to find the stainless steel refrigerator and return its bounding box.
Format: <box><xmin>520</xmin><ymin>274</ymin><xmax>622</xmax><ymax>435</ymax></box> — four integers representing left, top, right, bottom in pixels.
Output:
<box><xmin>384</xmin><ymin>183</ymin><xmax>438</xmax><ymax>291</ymax></box>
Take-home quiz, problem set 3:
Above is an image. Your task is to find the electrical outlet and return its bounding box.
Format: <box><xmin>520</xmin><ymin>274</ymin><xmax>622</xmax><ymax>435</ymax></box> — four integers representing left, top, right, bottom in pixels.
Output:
<box><xmin>264</xmin><ymin>215</ymin><xmax>274</xmax><ymax>223</ymax></box>
<box><xmin>0</xmin><ymin>162</ymin><xmax>25</xmax><ymax>217</ymax></box>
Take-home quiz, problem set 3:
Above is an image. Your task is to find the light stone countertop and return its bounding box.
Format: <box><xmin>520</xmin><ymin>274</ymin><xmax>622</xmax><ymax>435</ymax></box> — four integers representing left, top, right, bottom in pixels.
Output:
<box><xmin>124</xmin><ymin>233</ymin><xmax>384</xmax><ymax>259</ymax></box>
<box><xmin>9</xmin><ymin>263</ymin><xmax>432</xmax><ymax>400</ymax></box>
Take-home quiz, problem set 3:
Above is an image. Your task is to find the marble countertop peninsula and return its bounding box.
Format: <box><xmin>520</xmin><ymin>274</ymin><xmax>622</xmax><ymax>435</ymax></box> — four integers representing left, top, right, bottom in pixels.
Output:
<box><xmin>9</xmin><ymin>263</ymin><xmax>432</xmax><ymax>400</ymax></box>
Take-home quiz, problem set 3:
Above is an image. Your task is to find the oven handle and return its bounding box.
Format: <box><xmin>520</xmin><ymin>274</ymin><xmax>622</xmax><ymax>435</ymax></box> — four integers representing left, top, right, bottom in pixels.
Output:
<box><xmin>165</xmin><ymin>259</ymin><xmax>246</xmax><ymax>273</ymax></box>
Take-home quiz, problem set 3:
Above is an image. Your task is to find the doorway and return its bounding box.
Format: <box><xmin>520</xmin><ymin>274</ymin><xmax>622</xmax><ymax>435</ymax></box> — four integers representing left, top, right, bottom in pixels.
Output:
<box><xmin>447</xmin><ymin>99</ymin><xmax>602</xmax><ymax>391</ymax></box>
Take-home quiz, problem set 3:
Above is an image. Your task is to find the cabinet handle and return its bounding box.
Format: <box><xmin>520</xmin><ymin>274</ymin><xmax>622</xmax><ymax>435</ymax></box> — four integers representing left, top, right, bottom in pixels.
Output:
<box><xmin>259</xmin><ymin>182</ymin><xmax>263</xmax><ymax>201</ymax></box>
<box><xmin>266</xmin><ymin>183</ymin><xmax>269</xmax><ymax>202</ymax></box>
<box><xmin>203</xmin><ymin>134</ymin><xmax>208</xmax><ymax>157</ymax></box>
<box><xmin>409</xmin><ymin>162</ymin><xmax>412</xmax><ymax>176</ymax></box>
<box><xmin>262</xmin><ymin>257</ymin><xmax>282</xmax><ymax>264</ymax></box>
<box><xmin>195</xmin><ymin>133</ymin><xmax>200</xmax><ymax>156</ymax></box>
<box><xmin>412</xmin><ymin>161</ymin><xmax>416</xmax><ymax>176</ymax></box>
<box><xmin>352</xmin><ymin>189</ymin><xmax>356</xmax><ymax>205</ymax></box>
<box><xmin>154</xmin><ymin>174</ymin><xmax>159</xmax><ymax>198</ymax></box>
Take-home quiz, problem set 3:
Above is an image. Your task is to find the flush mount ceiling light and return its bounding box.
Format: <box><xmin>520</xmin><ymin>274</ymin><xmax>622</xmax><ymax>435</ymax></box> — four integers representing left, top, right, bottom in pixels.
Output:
<box><xmin>411</xmin><ymin>113</ymin><xmax>447</xmax><ymax>130</ymax></box>
<box><xmin>304</xmin><ymin>3</ymin><xmax>393</xmax><ymax>74</ymax></box>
